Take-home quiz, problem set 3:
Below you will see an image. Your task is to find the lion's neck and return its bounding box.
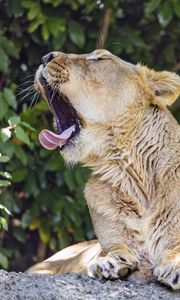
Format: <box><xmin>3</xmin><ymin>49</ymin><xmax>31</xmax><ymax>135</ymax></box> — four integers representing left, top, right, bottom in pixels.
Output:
<box><xmin>85</xmin><ymin>105</ymin><xmax>173</xmax><ymax>208</ymax></box>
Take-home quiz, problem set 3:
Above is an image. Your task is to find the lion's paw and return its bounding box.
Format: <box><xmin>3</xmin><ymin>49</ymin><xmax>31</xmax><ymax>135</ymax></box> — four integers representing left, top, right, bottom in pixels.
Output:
<box><xmin>87</xmin><ymin>245</ymin><xmax>138</xmax><ymax>280</ymax></box>
<box><xmin>154</xmin><ymin>248</ymin><xmax>180</xmax><ymax>290</ymax></box>
<box><xmin>88</xmin><ymin>256</ymin><xmax>129</xmax><ymax>280</ymax></box>
<box><xmin>108</xmin><ymin>245</ymin><xmax>138</xmax><ymax>272</ymax></box>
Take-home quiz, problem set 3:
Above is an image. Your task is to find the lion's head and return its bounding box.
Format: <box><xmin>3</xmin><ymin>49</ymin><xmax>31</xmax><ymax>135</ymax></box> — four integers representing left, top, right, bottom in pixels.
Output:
<box><xmin>35</xmin><ymin>49</ymin><xmax>180</xmax><ymax>164</ymax></box>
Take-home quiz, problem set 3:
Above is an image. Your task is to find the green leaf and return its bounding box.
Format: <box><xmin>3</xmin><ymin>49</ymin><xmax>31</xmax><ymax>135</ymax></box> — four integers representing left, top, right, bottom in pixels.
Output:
<box><xmin>0</xmin><ymin>48</ymin><xmax>9</xmax><ymax>73</ymax></box>
<box><xmin>0</xmin><ymin>128</ymin><xmax>12</xmax><ymax>142</ymax></box>
<box><xmin>7</xmin><ymin>0</ymin><xmax>23</xmax><ymax>17</ymax></box>
<box><xmin>0</xmin><ymin>204</ymin><xmax>11</xmax><ymax>215</ymax></box>
<box><xmin>0</xmin><ymin>217</ymin><xmax>8</xmax><ymax>231</ymax></box>
<box><xmin>0</xmin><ymin>180</ymin><xmax>11</xmax><ymax>187</ymax></box>
<box><xmin>0</xmin><ymin>37</ymin><xmax>19</xmax><ymax>58</ymax></box>
<box><xmin>20</xmin><ymin>121</ymin><xmax>35</xmax><ymax>131</ymax></box>
<box><xmin>0</xmin><ymin>92</ymin><xmax>8</xmax><ymax>119</ymax></box>
<box><xmin>43</xmin><ymin>0</ymin><xmax>62</xmax><ymax>6</ymax></box>
<box><xmin>0</xmin><ymin>171</ymin><xmax>12</xmax><ymax>179</ymax></box>
<box><xmin>158</xmin><ymin>3</ymin><xmax>173</xmax><ymax>27</ymax></box>
<box><xmin>15</xmin><ymin>126</ymin><xmax>30</xmax><ymax>145</ymax></box>
<box><xmin>0</xmin><ymin>154</ymin><xmax>10</xmax><ymax>163</ymax></box>
<box><xmin>28</xmin><ymin>16</ymin><xmax>45</xmax><ymax>33</ymax></box>
<box><xmin>45</xmin><ymin>154</ymin><xmax>63</xmax><ymax>171</ymax></box>
<box><xmin>64</xmin><ymin>169</ymin><xmax>76</xmax><ymax>191</ymax></box>
<box><xmin>41</xmin><ymin>24</ymin><xmax>50</xmax><ymax>41</ymax></box>
<box><xmin>0</xmin><ymin>142</ymin><xmax>15</xmax><ymax>159</ymax></box>
<box><xmin>172</xmin><ymin>0</ymin><xmax>180</xmax><ymax>17</ymax></box>
<box><xmin>3</xmin><ymin>88</ymin><xmax>17</xmax><ymax>109</ymax></box>
<box><xmin>8</xmin><ymin>116</ymin><xmax>21</xmax><ymax>125</ymax></box>
<box><xmin>47</xmin><ymin>18</ymin><xmax>66</xmax><ymax>36</ymax></box>
<box><xmin>13</xmin><ymin>227</ymin><xmax>27</xmax><ymax>243</ymax></box>
<box><xmin>74</xmin><ymin>228</ymin><xmax>84</xmax><ymax>241</ymax></box>
<box><xmin>21</xmin><ymin>1</ymin><xmax>38</xmax><ymax>9</ymax></box>
<box><xmin>68</xmin><ymin>20</ymin><xmax>85</xmax><ymax>48</ymax></box>
<box><xmin>12</xmin><ymin>168</ymin><xmax>28</xmax><ymax>183</ymax></box>
<box><xmin>53</xmin><ymin>0</ymin><xmax>63</xmax><ymax>6</ymax></box>
<box><xmin>21</xmin><ymin>210</ymin><xmax>32</xmax><ymax>229</ymax></box>
<box><xmin>29</xmin><ymin>218</ymin><xmax>41</xmax><ymax>230</ymax></box>
<box><xmin>0</xmin><ymin>253</ymin><xmax>8</xmax><ymax>269</ymax></box>
<box><xmin>75</xmin><ymin>168</ymin><xmax>85</xmax><ymax>186</ymax></box>
<box><xmin>49</xmin><ymin>238</ymin><xmax>57</xmax><ymax>251</ymax></box>
<box><xmin>24</xmin><ymin>174</ymin><xmax>39</xmax><ymax>197</ymax></box>
<box><xmin>0</xmin><ymin>247</ymin><xmax>13</xmax><ymax>258</ymax></box>
<box><xmin>14</xmin><ymin>144</ymin><xmax>27</xmax><ymax>166</ymax></box>
<box><xmin>39</xmin><ymin>222</ymin><xmax>50</xmax><ymax>244</ymax></box>
<box><xmin>144</xmin><ymin>0</ymin><xmax>162</xmax><ymax>14</ymax></box>
<box><xmin>52</xmin><ymin>31</ymin><xmax>66</xmax><ymax>50</ymax></box>
<box><xmin>27</xmin><ymin>6</ymin><xmax>40</xmax><ymax>21</ymax></box>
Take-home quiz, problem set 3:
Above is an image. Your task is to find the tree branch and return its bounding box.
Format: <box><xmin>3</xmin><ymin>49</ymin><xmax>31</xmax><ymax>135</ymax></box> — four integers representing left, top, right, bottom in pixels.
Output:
<box><xmin>96</xmin><ymin>8</ymin><xmax>112</xmax><ymax>49</ymax></box>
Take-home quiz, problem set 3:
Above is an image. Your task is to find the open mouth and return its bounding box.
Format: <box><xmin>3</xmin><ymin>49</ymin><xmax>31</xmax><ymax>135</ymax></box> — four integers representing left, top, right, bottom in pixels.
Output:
<box><xmin>38</xmin><ymin>76</ymin><xmax>80</xmax><ymax>150</ymax></box>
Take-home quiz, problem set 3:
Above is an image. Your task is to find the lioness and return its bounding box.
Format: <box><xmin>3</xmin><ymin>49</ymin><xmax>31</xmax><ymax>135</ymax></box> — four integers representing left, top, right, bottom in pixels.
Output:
<box><xmin>27</xmin><ymin>49</ymin><xmax>180</xmax><ymax>290</ymax></box>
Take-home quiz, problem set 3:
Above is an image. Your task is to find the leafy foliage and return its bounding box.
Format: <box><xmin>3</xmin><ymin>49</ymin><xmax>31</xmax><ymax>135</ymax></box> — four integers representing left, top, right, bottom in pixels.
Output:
<box><xmin>0</xmin><ymin>0</ymin><xmax>179</xmax><ymax>270</ymax></box>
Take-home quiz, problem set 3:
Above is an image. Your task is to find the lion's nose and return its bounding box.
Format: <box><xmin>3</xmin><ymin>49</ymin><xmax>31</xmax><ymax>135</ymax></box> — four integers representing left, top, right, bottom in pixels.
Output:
<box><xmin>41</xmin><ymin>53</ymin><xmax>54</xmax><ymax>66</ymax></box>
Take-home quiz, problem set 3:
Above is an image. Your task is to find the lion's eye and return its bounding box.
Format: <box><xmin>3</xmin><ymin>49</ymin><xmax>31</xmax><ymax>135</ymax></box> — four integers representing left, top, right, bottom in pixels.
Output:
<box><xmin>86</xmin><ymin>54</ymin><xmax>107</xmax><ymax>61</ymax></box>
<box><xmin>91</xmin><ymin>58</ymin><xmax>104</xmax><ymax>61</ymax></box>
<box><xmin>87</xmin><ymin>56</ymin><xmax>106</xmax><ymax>62</ymax></box>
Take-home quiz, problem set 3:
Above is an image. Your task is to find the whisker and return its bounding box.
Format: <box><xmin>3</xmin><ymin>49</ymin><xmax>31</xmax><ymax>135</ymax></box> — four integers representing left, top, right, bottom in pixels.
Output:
<box><xmin>105</xmin><ymin>41</ymin><xmax>123</xmax><ymax>50</ymax></box>
<box><xmin>28</xmin><ymin>93</ymin><xmax>36</xmax><ymax>111</ymax></box>
<box><xmin>17</xmin><ymin>80</ymin><xmax>34</xmax><ymax>89</ymax></box>
<box><xmin>17</xmin><ymin>88</ymin><xmax>36</xmax><ymax>106</ymax></box>
<box><xmin>17</xmin><ymin>83</ymin><xmax>35</xmax><ymax>92</ymax></box>
<box><xmin>16</xmin><ymin>85</ymin><xmax>35</xmax><ymax>97</ymax></box>
<box><xmin>28</xmin><ymin>91</ymin><xmax>40</xmax><ymax>110</ymax></box>
<box><xmin>22</xmin><ymin>74</ymin><xmax>34</xmax><ymax>80</ymax></box>
<box><xmin>104</xmin><ymin>39</ymin><xmax>112</xmax><ymax>49</ymax></box>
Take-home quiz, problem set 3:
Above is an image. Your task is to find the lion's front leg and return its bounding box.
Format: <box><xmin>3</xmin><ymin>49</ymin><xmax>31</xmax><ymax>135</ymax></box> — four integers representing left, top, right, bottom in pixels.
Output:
<box><xmin>88</xmin><ymin>244</ymin><xmax>139</xmax><ymax>280</ymax></box>
<box><xmin>153</xmin><ymin>245</ymin><xmax>180</xmax><ymax>290</ymax></box>
<box><xmin>85</xmin><ymin>178</ymin><xmax>142</xmax><ymax>280</ymax></box>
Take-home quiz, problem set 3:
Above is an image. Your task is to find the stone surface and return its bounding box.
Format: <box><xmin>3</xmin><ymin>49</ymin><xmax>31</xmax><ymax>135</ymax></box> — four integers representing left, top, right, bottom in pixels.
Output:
<box><xmin>0</xmin><ymin>270</ymin><xmax>180</xmax><ymax>300</ymax></box>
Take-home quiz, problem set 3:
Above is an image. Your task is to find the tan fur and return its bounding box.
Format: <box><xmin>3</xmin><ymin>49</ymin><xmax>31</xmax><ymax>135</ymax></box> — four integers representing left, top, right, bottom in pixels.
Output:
<box><xmin>28</xmin><ymin>50</ymin><xmax>180</xmax><ymax>290</ymax></box>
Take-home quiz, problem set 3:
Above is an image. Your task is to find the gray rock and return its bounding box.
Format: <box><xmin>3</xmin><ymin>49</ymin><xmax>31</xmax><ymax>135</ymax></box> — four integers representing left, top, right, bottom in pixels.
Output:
<box><xmin>0</xmin><ymin>270</ymin><xmax>179</xmax><ymax>300</ymax></box>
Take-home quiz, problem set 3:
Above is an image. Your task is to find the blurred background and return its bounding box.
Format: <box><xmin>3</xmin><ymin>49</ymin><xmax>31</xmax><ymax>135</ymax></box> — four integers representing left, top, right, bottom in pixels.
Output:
<box><xmin>0</xmin><ymin>0</ymin><xmax>180</xmax><ymax>271</ymax></box>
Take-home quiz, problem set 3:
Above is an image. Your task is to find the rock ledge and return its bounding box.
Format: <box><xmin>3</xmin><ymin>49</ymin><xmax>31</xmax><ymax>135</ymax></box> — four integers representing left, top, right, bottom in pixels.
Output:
<box><xmin>0</xmin><ymin>270</ymin><xmax>180</xmax><ymax>300</ymax></box>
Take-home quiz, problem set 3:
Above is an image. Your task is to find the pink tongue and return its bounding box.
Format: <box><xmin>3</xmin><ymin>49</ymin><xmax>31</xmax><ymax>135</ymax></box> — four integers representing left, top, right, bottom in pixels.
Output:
<box><xmin>39</xmin><ymin>125</ymin><xmax>76</xmax><ymax>150</ymax></box>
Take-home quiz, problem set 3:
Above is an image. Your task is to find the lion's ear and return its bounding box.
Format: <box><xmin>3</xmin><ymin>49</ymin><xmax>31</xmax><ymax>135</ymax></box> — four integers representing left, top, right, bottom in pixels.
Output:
<box><xmin>139</xmin><ymin>66</ymin><xmax>180</xmax><ymax>108</ymax></box>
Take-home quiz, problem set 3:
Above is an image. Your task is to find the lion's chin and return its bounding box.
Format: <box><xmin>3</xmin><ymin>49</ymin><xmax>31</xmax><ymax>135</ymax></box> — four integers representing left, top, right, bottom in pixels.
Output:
<box><xmin>60</xmin><ymin>136</ymin><xmax>85</xmax><ymax>165</ymax></box>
